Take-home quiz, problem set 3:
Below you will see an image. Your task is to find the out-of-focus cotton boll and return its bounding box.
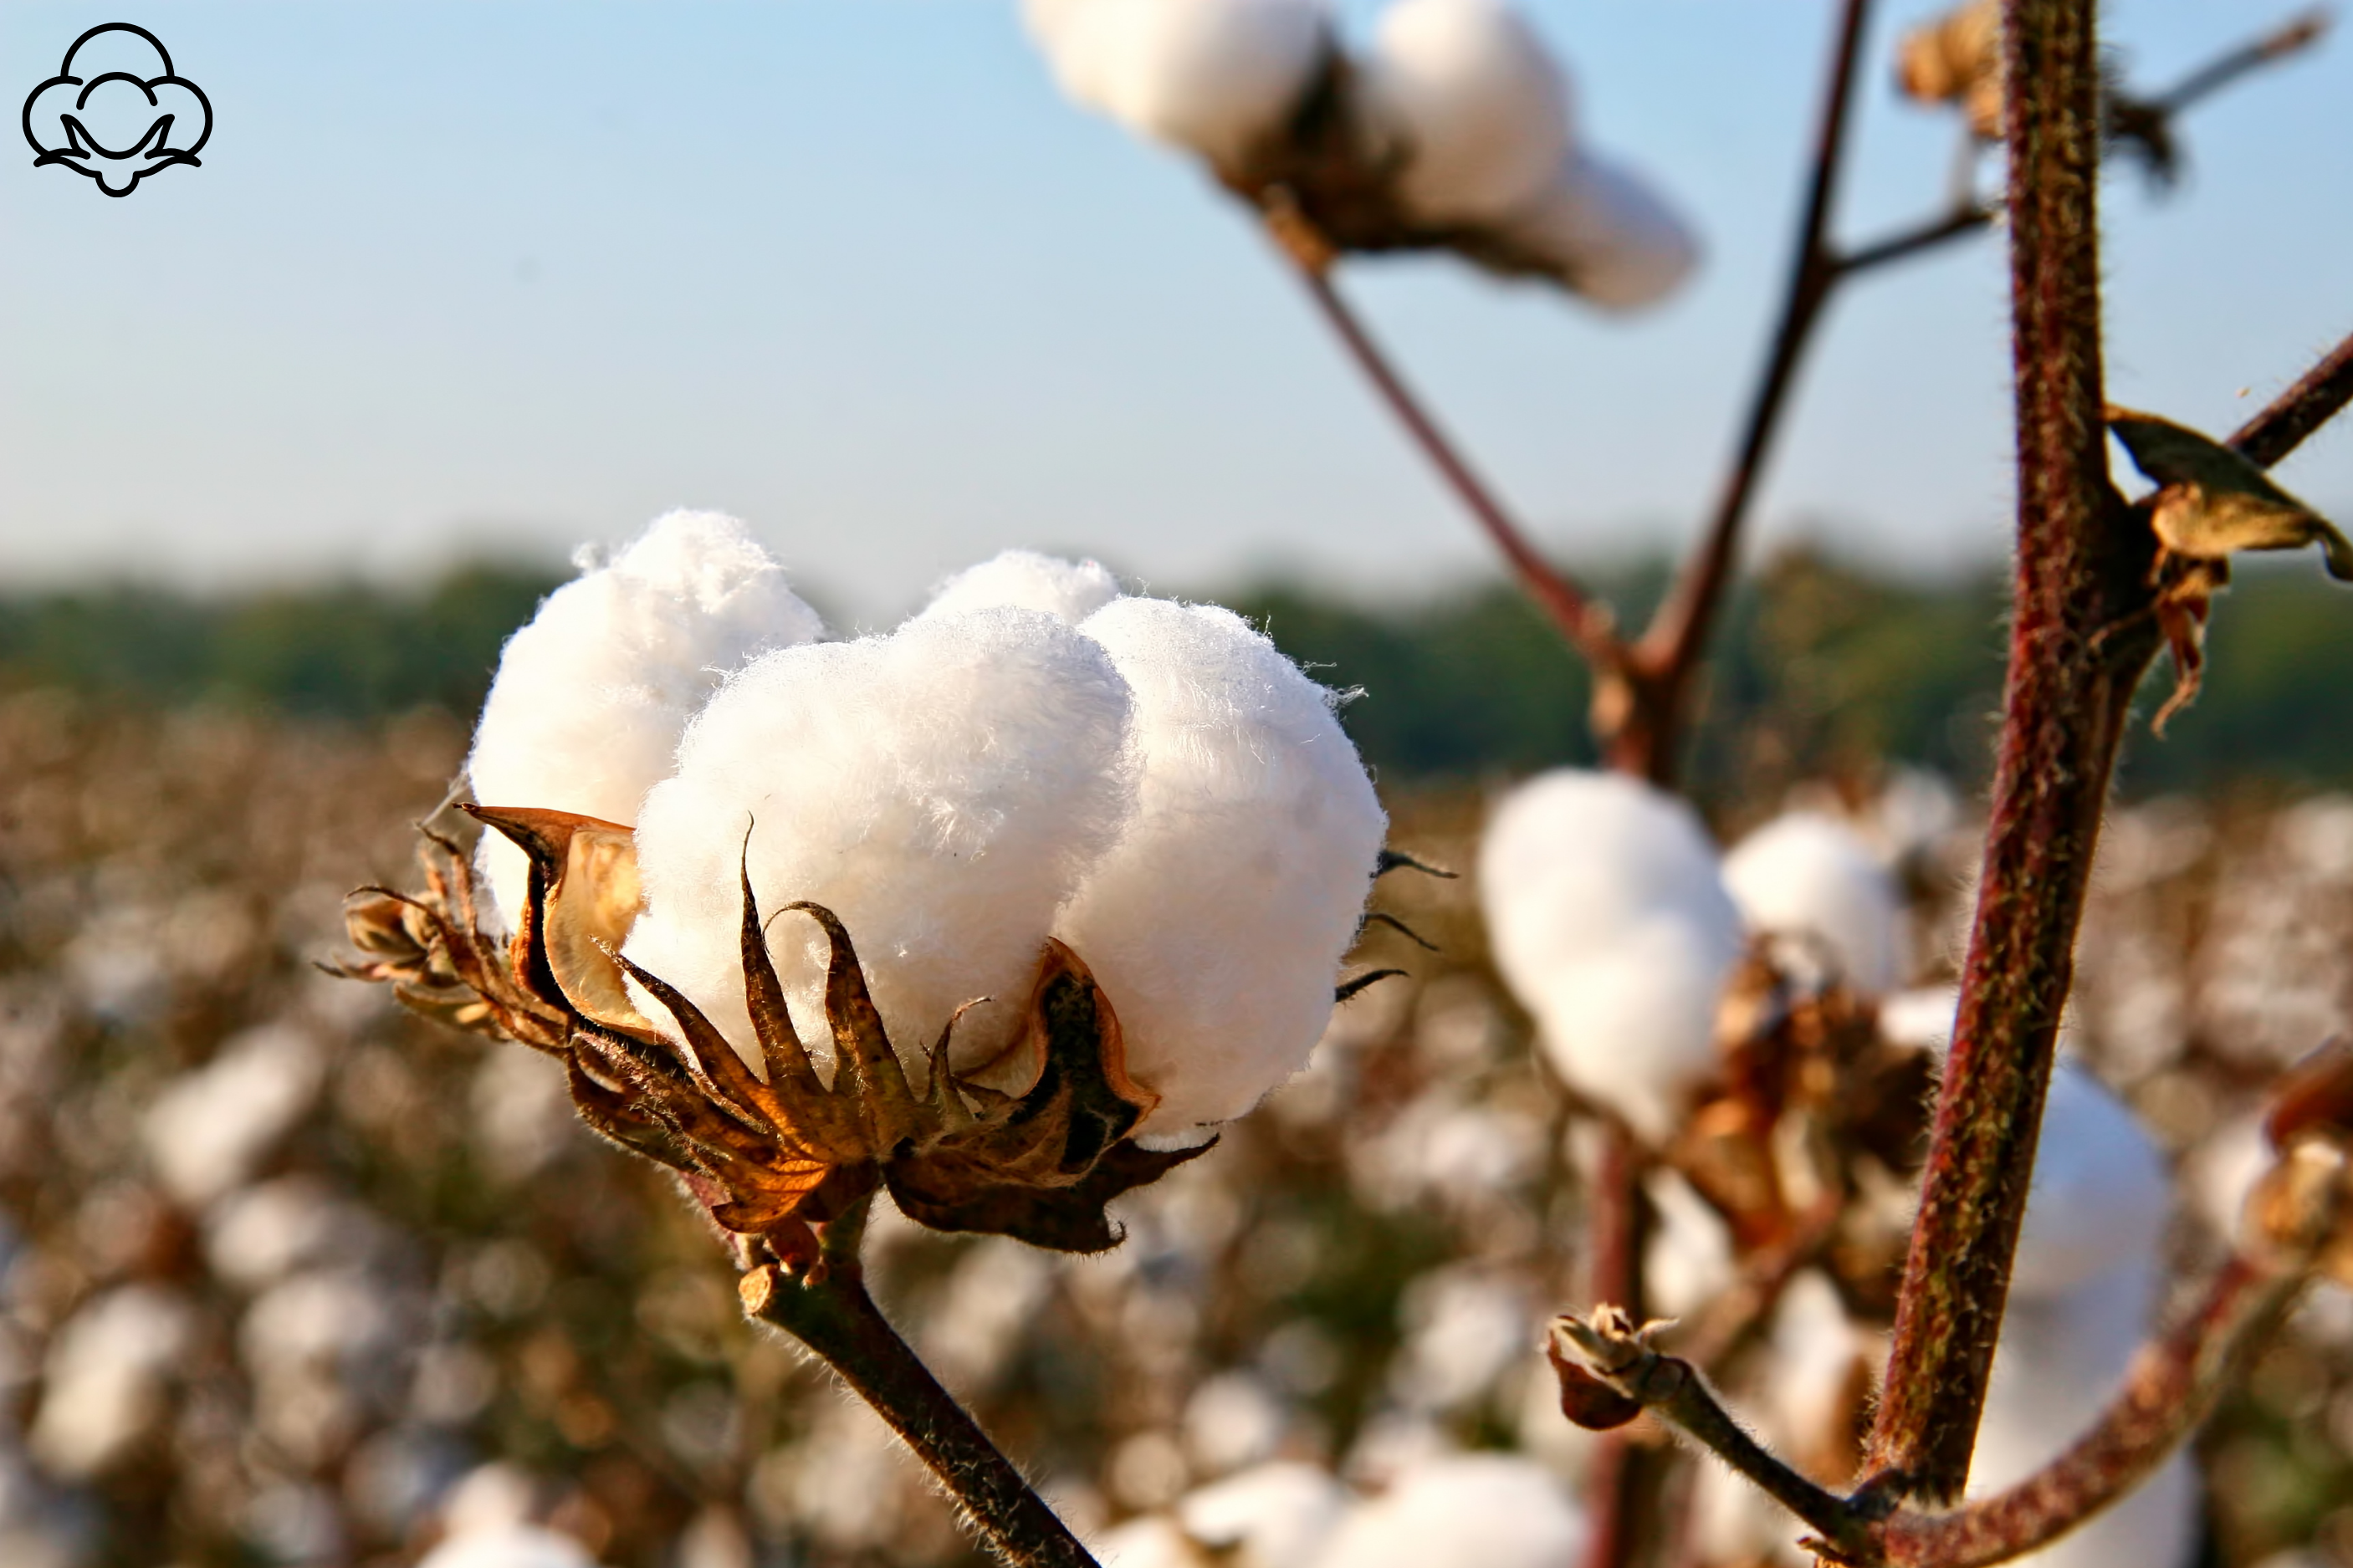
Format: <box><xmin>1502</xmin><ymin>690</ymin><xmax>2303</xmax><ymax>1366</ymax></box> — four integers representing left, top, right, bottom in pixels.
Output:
<box><xmin>1311</xmin><ymin>1453</ymin><xmax>1585</xmax><ymax>1568</ymax></box>
<box><xmin>26</xmin><ymin>1285</ymin><xmax>192</xmax><ymax>1479</ymax></box>
<box><xmin>467</xmin><ymin>511</ymin><xmax>823</xmax><ymax>928</ymax></box>
<box><xmin>2009</xmin><ymin>1062</ymin><xmax>2171</xmax><ymax>1301</ymax></box>
<box><xmin>1096</xmin><ymin>1514</ymin><xmax>1205</xmax><ymax>1568</ymax></box>
<box><xmin>205</xmin><ymin>1175</ymin><xmax>370</xmax><ymax>1290</ymax></box>
<box><xmin>1723</xmin><ymin>812</ymin><xmax>1907</xmax><ymax>994</ymax></box>
<box><xmin>1480</xmin><ymin>770</ymin><xmax>1742</xmax><ymax>1142</ymax></box>
<box><xmin>1644</xmin><ymin>1169</ymin><xmax>1735</xmax><ymax>1320</ymax></box>
<box><xmin>920</xmin><ymin>549</ymin><xmax>1121</xmax><ymax>626</ymax></box>
<box><xmin>1025</xmin><ymin>0</ymin><xmax>1330</xmax><ymax>167</ymax></box>
<box><xmin>1178</xmin><ymin>1462</ymin><xmax>1348</xmax><ymax>1568</ymax></box>
<box><xmin>418</xmin><ymin>1525</ymin><xmax>603</xmax><ymax>1568</ymax></box>
<box><xmin>627</xmin><ymin>609</ymin><xmax>1135</xmax><ymax>1072</ymax></box>
<box><xmin>2187</xmin><ymin>1112</ymin><xmax>2272</xmax><ymax>1249</ymax></box>
<box><xmin>1879</xmin><ymin>985</ymin><xmax>1958</xmax><ymax>1051</ymax></box>
<box><xmin>1361</xmin><ymin>0</ymin><xmax>1573</xmax><ymax>224</ymax></box>
<box><xmin>1491</xmin><ymin>150</ymin><xmax>1700</xmax><ymax>310</ymax></box>
<box><xmin>1055</xmin><ymin>599</ymin><xmax>1386</xmax><ymax>1134</ymax></box>
<box><xmin>141</xmin><ymin>1024</ymin><xmax>322</xmax><ymax>1207</ymax></box>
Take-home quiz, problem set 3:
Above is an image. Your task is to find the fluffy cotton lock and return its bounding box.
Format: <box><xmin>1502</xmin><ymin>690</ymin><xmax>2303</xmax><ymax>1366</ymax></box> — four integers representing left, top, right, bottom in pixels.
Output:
<box><xmin>1025</xmin><ymin>0</ymin><xmax>1331</xmax><ymax>168</ymax></box>
<box><xmin>1721</xmin><ymin>811</ymin><xmax>1907</xmax><ymax>994</ymax></box>
<box><xmin>468</xmin><ymin>512</ymin><xmax>823</xmax><ymax>928</ymax></box>
<box><xmin>2008</xmin><ymin>1060</ymin><xmax>2173</xmax><ymax>1300</ymax></box>
<box><xmin>918</xmin><ymin>549</ymin><xmax>1121</xmax><ymax>626</ymax></box>
<box><xmin>1480</xmin><ymin>770</ymin><xmax>1744</xmax><ymax>1141</ymax></box>
<box><xmin>1055</xmin><ymin>598</ymin><xmax>1388</xmax><ymax>1133</ymax></box>
<box><xmin>1177</xmin><ymin>1462</ymin><xmax>1349</xmax><ymax>1568</ymax></box>
<box><xmin>1360</xmin><ymin>0</ymin><xmax>1574</xmax><ymax>225</ymax></box>
<box><xmin>1309</xmin><ymin>1454</ymin><xmax>1586</xmax><ymax>1568</ymax></box>
<box><xmin>625</xmin><ymin>607</ymin><xmax>1136</xmax><ymax>1074</ymax></box>
<box><xmin>1490</xmin><ymin>150</ymin><xmax>1700</xmax><ymax>311</ymax></box>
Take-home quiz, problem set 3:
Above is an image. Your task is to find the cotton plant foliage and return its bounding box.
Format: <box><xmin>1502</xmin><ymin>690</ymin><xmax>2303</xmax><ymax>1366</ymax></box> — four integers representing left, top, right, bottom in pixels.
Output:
<box><xmin>1479</xmin><ymin>769</ymin><xmax>1744</xmax><ymax>1142</ymax></box>
<box><xmin>466</xmin><ymin>511</ymin><xmax>824</xmax><ymax>929</ymax></box>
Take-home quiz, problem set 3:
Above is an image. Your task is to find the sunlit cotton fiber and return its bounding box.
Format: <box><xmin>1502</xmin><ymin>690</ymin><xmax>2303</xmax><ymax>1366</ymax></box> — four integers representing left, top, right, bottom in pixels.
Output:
<box><xmin>1722</xmin><ymin>810</ymin><xmax>1907</xmax><ymax>993</ymax></box>
<box><xmin>1309</xmin><ymin>1453</ymin><xmax>1585</xmax><ymax>1568</ymax></box>
<box><xmin>1025</xmin><ymin>0</ymin><xmax>1331</xmax><ymax>167</ymax></box>
<box><xmin>1361</xmin><ymin>0</ymin><xmax>1573</xmax><ymax>224</ymax></box>
<box><xmin>468</xmin><ymin>511</ymin><xmax>823</xmax><ymax>928</ymax></box>
<box><xmin>1177</xmin><ymin>1461</ymin><xmax>1348</xmax><ymax>1568</ymax></box>
<box><xmin>625</xmin><ymin>607</ymin><xmax>1136</xmax><ymax>1075</ymax></box>
<box><xmin>1480</xmin><ymin>770</ymin><xmax>1742</xmax><ymax>1142</ymax></box>
<box><xmin>27</xmin><ymin>1285</ymin><xmax>192</xmax><ymax>1479</ymax></box>
<box><xmin>1490</xmin><ymin>150</ymin><xmax>1699</xmax><ymax>310</ymax></box>
<box><xmin>919</xmin><ymin>549</ymin><xmax>1122</xmax><ymax>626</ymax></box>
<box><xmin>2008</xmin><ymin>1060</ymin><xmax>2171</xmax><ymax>1300</ymax></box>
<box><xmin>1053</xmin><ymin>598</ymin><xmax>1387</xmax><ymax>1134</ymax></box>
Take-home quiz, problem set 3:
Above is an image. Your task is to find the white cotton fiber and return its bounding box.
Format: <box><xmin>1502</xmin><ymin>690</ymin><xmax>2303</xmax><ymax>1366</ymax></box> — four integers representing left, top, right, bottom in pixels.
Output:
<box><xmin>27</xmin><ymin>1286</ymin><xmax>192</xmax><ymax>1479</ymax></box>
<box><xmin>468</xmin><ymin>511</ymin><xmax>823</xmax><ymax>928</ymax></box>
<box><xmin>1055</xmin><ymin>599</ymin><xmax>1386</xmax><ymax>1134</ymax></box>
<box><xmin>1722</xmin><ymin>811</ymin><xmax>1908</xmax><ymax>994</ymax></box>
<box><xmin>141</xmin><ymin>1024</ymin><xmax>322</xmax><ymax>1207</ymax></box>
<box><xmin>1491</xmin><ymin>150</ymin><xmax>1699</xmax><ymax>311</ymax></box>
<box><xmin>2009</xmin><ymin>1061</ymin><xmax>2171</xmax><ymax>1301</ymax></box>
<box><xmin>1309</xmin><ymin>1453</ymin><xmax>1585</xmax><ymax>1568</ymax></box>
<box><xmin>625</xmin><ymin>607</ymin><xmax>1136</xmax><ymax>1072</ymax></box>
<box><xmin>1178</xmin><ymin>1462</ymin><xmax>1348</xmax><ymax>1568</ymax></box>
<box><xmin>1480</xmin><ymin>770</ymin><xmax>1743</xmax><ymax>1142</ymax></box>
<box><xmin>1025</xmin><ymin>0</ymin><xmax>1331</xmax><ymax>167</ymax></box>
<box><xmin>1360</xmin><ymin>0</ymin><xmax>1573</xmax><ymax>225</ymax></box>
<box><xmin>919</xmin><ymin>549</ymin><xmax>1121</xmax><ymax>626</ymax></box>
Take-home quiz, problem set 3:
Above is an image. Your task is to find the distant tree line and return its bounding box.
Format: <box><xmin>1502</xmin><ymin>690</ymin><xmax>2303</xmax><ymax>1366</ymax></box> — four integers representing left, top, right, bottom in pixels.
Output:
<box><xmin>0</xmin><ymin>551</ymin><xmax>2344</xmax><ymax>798</ymax></box>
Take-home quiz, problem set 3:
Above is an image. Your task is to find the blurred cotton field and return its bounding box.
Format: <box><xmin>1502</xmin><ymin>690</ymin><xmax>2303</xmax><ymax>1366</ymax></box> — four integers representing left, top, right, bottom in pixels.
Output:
<box><xmin>0</xmin><ymin>674</ymin><xmax>2349</xmax><ymax>1567</ymax></box>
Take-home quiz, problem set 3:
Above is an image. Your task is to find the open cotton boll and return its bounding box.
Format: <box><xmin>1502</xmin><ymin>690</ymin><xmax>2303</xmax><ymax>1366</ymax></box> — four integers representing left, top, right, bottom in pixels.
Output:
<box><xmin>2009</xmin><ymin>1061</ymin><xmax>2171</xmax><ymax>1301</ymax></box>
<box><xmin>1492</xmin><ymin>150</ymin><xmax>1699</xmax><ymax>311</ymax></box>
<box><xmin>1178</xmin><ymin>1462</ymin><xmax>1348</xmax><ymax>1568</ymax></box>
<box><xmin>1025</xmin><ymin>0</ymin><xmax>1330</xmax><ymax>168</ymax></box>
<box><xmin>919</xmin><ymin>549</ymin><xmax>1121</xmax><ymax>626</ymax></box>
<box><xmin>626</xmin><ymin>608</ymin><xmax>1135</xmax><ymax>1073</ymax></box>
<box><xmin>1054</xmin><ymin>599</ymin><xmax>1386</xmax><ymax>1134</ymax></box>
<box><xmin>468</xmin><ymin>511</ymin><xmax>823</xmax><ymax>928</ymax></box>
<box><xmin>1361</xmin><ymin>0</ymin><xmax>1573</xmax><ymax>224</ymax></box>
<box><xmin>1481</xmin><ymin>770</ymin><xmax>1742</xmax><ymax>1140</ymax></box>
<box><xmin>1722</xmin><ymin>811</ymin><xmax>1907</xmax><ymax>993</ymax></box>
<box><xmin>1310</xmin><ymin>1453</ymin><xmax>1585</xmax><ymax>1568</ymax></box>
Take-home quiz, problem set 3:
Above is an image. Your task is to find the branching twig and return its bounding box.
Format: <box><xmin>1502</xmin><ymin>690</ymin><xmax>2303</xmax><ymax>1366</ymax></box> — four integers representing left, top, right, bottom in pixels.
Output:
<box><xmin>739</xmin><ymin>1213</ymin><xmax>1099</xmax><ymax>1568</ymax></box>
<box><xmin>2145</xmin><ymin>8</ymin><xmax>2330</xmax><ymax>117</ymax></box>
<box><xmin>2228</xmin><ymin>325</ymin><xmax>2353</xmax><ymax>468</ymax></box>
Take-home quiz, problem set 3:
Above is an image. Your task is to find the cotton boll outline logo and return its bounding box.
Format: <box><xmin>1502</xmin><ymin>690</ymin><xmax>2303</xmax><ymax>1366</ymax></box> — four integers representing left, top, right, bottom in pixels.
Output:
<box><xmin>23</xmin><ymin>23</ymin><xmax>212</xmax><ymax>197</ymax></box>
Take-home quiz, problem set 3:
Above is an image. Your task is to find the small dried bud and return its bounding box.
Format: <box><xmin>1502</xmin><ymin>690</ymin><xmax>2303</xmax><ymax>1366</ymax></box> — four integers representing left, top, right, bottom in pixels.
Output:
<box><xmin>2244</xmin><ymin>1137</ymin><xmax>2353</xmax><ymax>1287</ymax></box>
<box><xmin>1896</xmin><ymin>0</ymin><xmax>2003</xmax><ymax>138</ymax></box>
<box><xmin>2109</xmin><ymin>407</ymin><xmax>2353</xmax><ymax>580</ymax></box>
<box><xmin>1546</xmin><ymin>1336</ymin><xmax>1642</xmax><ymax>1431</ymax></box>
<box><xmin>2264</xmin><ymin>1037</ymin><xmax>2353</xmax><ymax>1150</ymax></box>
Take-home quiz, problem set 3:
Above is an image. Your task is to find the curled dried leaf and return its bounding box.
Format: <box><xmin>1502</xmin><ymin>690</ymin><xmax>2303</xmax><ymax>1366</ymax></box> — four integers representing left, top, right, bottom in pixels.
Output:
<box><xmin>2108</xmin><ymin>406</ymin><xmax>2353</xmax><ymax>579</ymax></box>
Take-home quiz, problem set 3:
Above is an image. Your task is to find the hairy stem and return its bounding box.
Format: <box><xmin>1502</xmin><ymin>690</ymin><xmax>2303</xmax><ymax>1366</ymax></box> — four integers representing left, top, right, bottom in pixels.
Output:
<box><xmin>2230</xmin><ymin>325</ymin><xmax>2353</xmax><ymax>467</ymax></box>
<box><xmin>1863</xmin><ymin>0</ymin><xmax>2136</xmax><ymax>1506</ymax></box>
<box><xmin>1580</xmin><ymin>1126</ymin><xmax>1655</xmax><ymax>1568</ymax></box>
<box><xmin>741</xmin><ymin>1258</ymin><xmax>1097</xmax><ymax>1568</ymax></box>
<box><xmin>1623</xmin><ymin>0</ymin><xmax>1874</xmax><ymax>784</ymax></box>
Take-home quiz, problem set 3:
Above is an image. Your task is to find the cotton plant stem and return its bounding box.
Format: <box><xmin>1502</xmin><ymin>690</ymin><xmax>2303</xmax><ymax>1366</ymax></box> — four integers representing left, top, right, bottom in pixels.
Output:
<box><xmin>2228</xmin><ymin>325</ymin><xmax>2353</xmax><ymax>468</ymax></box>
<box><xmin>740</xmin><ymin>1251</ymin><xmax>1098</xmax><ymax>1568</ymax></box>
<box><xmin>1579</xmin><ymin>1125</ymin><xmax>1655</xmax><ymax>1568</ymax></box>
<box><xmin>1862</xmin><ymin>0</ymin><xmax>2139</xmax><ymax>1507</ymax></box>
<box><xmin>2145</xmin><ymin>8</ymin><xmax>2330</xmax><ymax>117</ymax></box>
<box><xmin>1623</xmin><ymin>0</ymin><xmax>1875</xmax><ymax>785</ymax></box>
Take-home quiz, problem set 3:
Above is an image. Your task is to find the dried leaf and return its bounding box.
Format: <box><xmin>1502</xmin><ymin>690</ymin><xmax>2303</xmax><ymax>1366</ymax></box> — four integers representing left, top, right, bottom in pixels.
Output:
<box><xmin>2107</xmin><ymin>406</ymin><xmax>2353</xmax><ymax>579</ymax></box>
<box><xmin>466</xmin><ymin>805</ymin><xmax>654</xmax><ymax>1033</ymax></box>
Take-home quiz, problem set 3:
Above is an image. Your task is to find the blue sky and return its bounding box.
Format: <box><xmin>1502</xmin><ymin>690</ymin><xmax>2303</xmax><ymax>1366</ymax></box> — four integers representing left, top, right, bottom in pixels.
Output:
<box><xmin>3</xmin><ymin>1</ymin><xmax>2346</xmax><ymax>621</ymax></box>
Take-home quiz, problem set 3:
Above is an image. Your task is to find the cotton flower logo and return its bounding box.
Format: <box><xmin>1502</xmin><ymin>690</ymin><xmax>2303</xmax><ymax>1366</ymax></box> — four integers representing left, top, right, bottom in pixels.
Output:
<box><xmin>22</xmin><ymin>23</ymin><xmax>212</xmax><ymax>197</ymax></box>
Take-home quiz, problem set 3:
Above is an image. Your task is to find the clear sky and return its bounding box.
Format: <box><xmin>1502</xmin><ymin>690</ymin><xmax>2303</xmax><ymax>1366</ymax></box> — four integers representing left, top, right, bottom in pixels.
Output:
<box><xmin>3</xmin><ymin>1</ymin><xmax>2347</xmax><ymax>621</ymax></box>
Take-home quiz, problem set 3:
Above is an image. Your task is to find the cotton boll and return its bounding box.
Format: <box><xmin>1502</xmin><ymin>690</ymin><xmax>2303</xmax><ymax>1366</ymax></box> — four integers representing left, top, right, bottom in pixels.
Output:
<box><xmin>1491</xmin><ymin>150</ymin><xmax>1699</xmax><ymax>311</ymax></box>
<box><xmin>1311</xmin><ymin>1453</ymin><xmax>1585</xmax><ymax>1568</ymax></box>
<box><xmin>1178</xmin><ymin>1462</ymin><xmax>1348</xmax><ymax>1568</ymax></box>
<box><xmin>1026</xmin><ymin>0</ymin><xmax>1330</xmax><ymax>168</ymax></box>
<box><xmin>467</xmin><ymin>511</ymin><xmax>823</xmax><ymax>928</ymax></box>
<box><xmin>1723</xmin><ymin>812</ymin><xmax>1907</xmax><ymax>993</ymax></box>
<box><xmin>1481</xmin><ymin>770</ymin><xmax>1742</xmax><ymax>1141</ymax></box>
<box><xmin>2187</xmin><ymin>1112</ymin><xmax>2272</xmax><ymax>1250</ymax></box>
<box><xmin>1096</xmin><ymin>1514</ymin><xmax>1204</xmax><ymax>1568</ymax></box>
<box><xmin>1644</xmin><ymin>1169</ymin><xmax>1734</xmax><ymax>1320</ymax></box>
<box><xmin>1054</xmin><ymin>599</ymin><xmax>1386</xmax><ymax>1134</ymax></box>
<box><xmin>920</xmin><ymin>550</ymin><xmax>1121</xmax><ymax>626</ymax></box>
<box><xmin>1361</xmin><ymin>0</ymin><xmax>1573</xmax><ymax>223</ymax></box>
<box><xmin>141</xmin><ymin>1024</ymin><xmax>322</xmax><ymax>1207</ymax></box>
<box><xmin>2010</xmin><ymin>1062</ymin><xmax>2171</xmax><ymax>1301</ymax></box>
<box><xmin>627</xmin><ymin>608</ymin><xmax>1136</xmax><ymax>1072</ymax></box>
<box><xmin>419</xmin><ymin>1525</ymin><xmax>603</xmax><ymax>1568</ymax></box>
<box><xmin>26</xmin><ymin>1285</ymin><xmax>192</xmax><ymax>1479</ymax></box>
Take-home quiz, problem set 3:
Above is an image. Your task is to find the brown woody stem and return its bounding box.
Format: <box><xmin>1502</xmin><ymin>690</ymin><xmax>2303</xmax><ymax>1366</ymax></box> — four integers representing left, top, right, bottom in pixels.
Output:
<box><xmin>1580</xmin><ymin>1126</ymin><xmax>1655</xmax><ymax>1568</ymax></box>
<box><xmin>2146</xmin><ymin>8</ymin><xmax>2331</xmax><ymax>117</ymax></box>
<box><xmin>2228</xmin><ymin>326</ymin><xmax>2353</xmax><ymax>468</ymax></box>
<box><xmin>1863</xmin><ymin>0</ymin><xmax>2139</xmax><ymax>1506</ymax></box>
<box><xmin>741</xmin><ymin>1247</ymin><xmax>1097</xmax><ymax>1568</ymax></box>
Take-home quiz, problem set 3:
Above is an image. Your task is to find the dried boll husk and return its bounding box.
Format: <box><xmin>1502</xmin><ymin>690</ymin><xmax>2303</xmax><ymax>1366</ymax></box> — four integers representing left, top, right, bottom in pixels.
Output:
<box><xmin>1896</xmin><ymin>0</ymin><xmax>2003</xmax><ymax>139</ymax></box>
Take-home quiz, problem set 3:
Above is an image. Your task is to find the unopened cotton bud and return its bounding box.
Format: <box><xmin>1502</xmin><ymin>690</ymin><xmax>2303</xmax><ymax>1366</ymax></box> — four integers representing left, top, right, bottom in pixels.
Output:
<box><xmin>625</xmin><ymin>607</ymin><xmax>1136</xmax><ymax>1074</ymax></box>
<box><xmin>1491</xmin><ymin>150</ymin><xmax>1699</xmax><ymax>311</ymax></box>
<box><xmin>1361</xmin><ymin>0</ymin><xmax>1574</xmax><ymax>224</ymax></box>
<box><xmin>1054</xmin><ymin>598</ymin><xmax>1386</xmax><ymax>1134</ymax></box>
<box><xmin>1722</xmin><ymin>811</ymin><xmax>1907</xmax><ymax>993</ymax></box>
<box><xmin>468</xmin><ymin>511</ymin><xmax>823</xmax><ymax>927</ymax></box>
<box><xmin>1309</xmin><ymin>1454</ymin><xmax>1586</xmax><ymax>1568</ymax></box>
<box><xmin>2009</xmin><ymin>1060</ymin><xmax>2171</xmax><ymax>1301</ymax></box>
<box><xmin>1480</xmin><ymin>770</ymin><xmax>1742</xmax><ymax>1142</ymax></box>
<box><xmin>920</xmin><ymin>549</ymin><xmax>1121</xmax><ymax>626</ymax></box>
<box><xmin>1025</xmin><ymin>0</ymin><xmax>1331</xmax><ymax>168</ymax></box>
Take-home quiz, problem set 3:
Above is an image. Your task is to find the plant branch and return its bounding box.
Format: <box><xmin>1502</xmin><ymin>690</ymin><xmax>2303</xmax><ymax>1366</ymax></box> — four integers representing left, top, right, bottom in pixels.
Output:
<box><xmin>1622</xmin><ymin>0</ymin><xmax>1874</xmax><ymax>784</ymax></box>
<box><xmin>1838</xmin><ymin>203</ymin><xmax>1995</xmax><ymax>279</ymax></box>
<box><xmin>2228</xmin><ymin>325</ymin><xmax>2353</xmax><ymax>468</ymax></box>
<box><xmin>740</xmin><ymin>1249</ymin><xmax>1098</xmax><ymax>1568</ymax></box>
<box><xmin>1862</xmin><ymin>0</ymin><xmax>2137</xmax><ymax>1506</ymax></box>
<box><xmin>1579</xmin><ymin>1126</ymin><xmax>1656</xmax><ymax>1568</ymax></box>
<box><xmin>1274</xmin><ymin>222</ymin><xmax>1625</xmax><ymax>675</ymax></box>
<box><xmin>2146</xmin><ymin>8</ymin><xmax>2331</xmax><ymax>117</ymax></box>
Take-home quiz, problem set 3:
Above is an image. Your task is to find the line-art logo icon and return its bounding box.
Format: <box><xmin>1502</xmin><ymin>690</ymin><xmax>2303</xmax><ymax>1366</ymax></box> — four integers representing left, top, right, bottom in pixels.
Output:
<box><xmin>22</xmin><ymin>23</ymin><xmax>211</xmax><ymax>197</ymax></box>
